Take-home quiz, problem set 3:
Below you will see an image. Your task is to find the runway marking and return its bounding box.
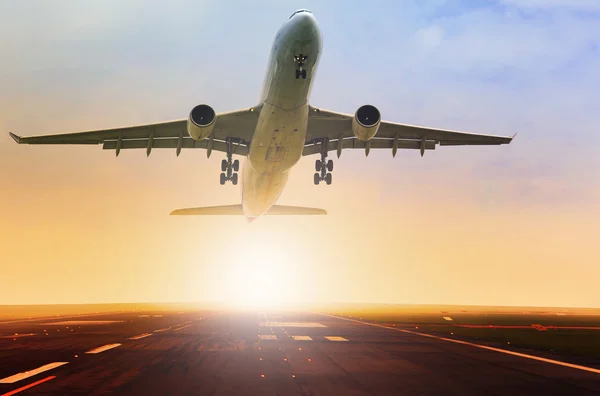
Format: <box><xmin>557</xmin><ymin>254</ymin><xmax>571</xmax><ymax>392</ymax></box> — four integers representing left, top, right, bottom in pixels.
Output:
<box><xmin>260</xmin><ymin>322</ymin><xmax>326</xmax><ymax>328</ymax></box>
<box><xmin>0</xmin><ymin>333</ymin><xmax>36</xmax><ymax>339</ymax></box>
<box><xmin>319</xmin><ymin>313</ymin><xmax>600</xmax><ymax>375</ymax></box>
<box><xmin>324</xmin><ymin>336</ymin><xmax>348</xmax><ymax>342</ymax></box>
<box><xmin>443</xmin><ymin>316</ymin><xmax>453</xmax><ymax>321</ymax></box>
<box><xmin>129</xmin><ymin>333</ymin><xmax>152</xmax><ymax>340</ymax></box>
<box><xmin>0</xmin><ymin>363</ymin><xmax>68</xmax><ymax>384</ymax></box>
<box><xmin>259</xmin><ymin>335</ymin><xmax>277</xmax><ymax>340</ymax></box>
<box><xmin>172</xmin><ymin>324</ymin><xmax>191</xmax><ymax>332</ymax></box>
<box><xmin>153</xmin><ymin>327</ymin><xmax>171</xmax><ymax>333</ymax></box>
<box><xmin>1</xmin><ymin>375</ymin><xmax>56</xmax><ymax>395</ymax></box>
<box><xmin>43</xmin><ymin>320</ymin><xmax>122</xmax><ymax>325</ymax></box>
<box><xmin>85</xmin><ymin>343</ymin><xmax>122</xmax><ymax>354</ymax></box>
<box><xmin>292</xmin><ymin>336</ymin><xmax>312</xmax><ymax>341</ymax></box>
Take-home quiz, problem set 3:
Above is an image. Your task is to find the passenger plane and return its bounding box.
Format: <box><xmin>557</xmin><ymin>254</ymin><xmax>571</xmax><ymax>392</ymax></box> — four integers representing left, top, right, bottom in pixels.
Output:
<box><xmin>9</xmin><ymin>9</ymin><xmax>513</xmax><ymax>220</ymax></box>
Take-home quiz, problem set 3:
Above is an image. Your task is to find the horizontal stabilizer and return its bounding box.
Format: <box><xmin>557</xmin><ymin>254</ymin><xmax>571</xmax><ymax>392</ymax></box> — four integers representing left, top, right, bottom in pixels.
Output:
<box><xmin>170</xmin><ymin>204</ymin><xmax>326</xmax><ymax>216</ymax></box>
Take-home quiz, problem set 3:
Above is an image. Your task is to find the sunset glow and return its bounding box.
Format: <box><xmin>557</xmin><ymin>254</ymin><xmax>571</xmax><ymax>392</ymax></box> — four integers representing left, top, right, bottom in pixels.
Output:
<box><xmin>1</xmin><ymin>1</ymin><xmax>599</xmax><ymax>308</ymax></box>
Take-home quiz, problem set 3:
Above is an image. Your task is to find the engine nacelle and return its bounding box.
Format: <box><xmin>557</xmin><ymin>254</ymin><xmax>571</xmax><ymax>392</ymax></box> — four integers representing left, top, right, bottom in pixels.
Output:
<box><xmin>187</xmin><ymin>104</ymin><xmax>216</xmax><ymax>141</ymax></box>
<box><xmin>352</xmin><ymin>104</ymin><xmax>381</xmax><ymax>141</ymax></box>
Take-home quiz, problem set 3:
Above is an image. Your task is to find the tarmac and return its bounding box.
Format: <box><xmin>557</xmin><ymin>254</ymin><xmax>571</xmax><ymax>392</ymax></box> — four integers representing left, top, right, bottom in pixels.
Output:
<box><xmin>1</xmin><ymin>309</ymin><xmax>599</xmax><ymax>395</ymax></box>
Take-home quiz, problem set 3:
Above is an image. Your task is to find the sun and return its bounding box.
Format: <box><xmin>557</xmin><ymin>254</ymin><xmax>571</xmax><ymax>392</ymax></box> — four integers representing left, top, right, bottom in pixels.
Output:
<box><xmin>220</xmin><ymin>228</ymin><xmax>299</xmax><ymax>309</ymax></box>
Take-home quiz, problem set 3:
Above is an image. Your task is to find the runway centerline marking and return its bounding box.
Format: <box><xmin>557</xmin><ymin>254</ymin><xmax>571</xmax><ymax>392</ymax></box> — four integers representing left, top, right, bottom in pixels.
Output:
<box><xmin>292</xmin><ymin>336</ymin><xmax>312</xmax><ymax>341</ymax></box>
<box><xmin>318</xmin><ymin>313</ymin><xmax>600</xmax><ymax>375</ymax></box>
<box><xmin>0</xmin><ymin>363</ymin><xmax>68</xmax><ymax>384</ymax></box>
<box><xmin>324</xmin><ymin>336</ymin><xmax>348</xmax><ymax>342</ymax></box>
<box><xmin>260</xmin><ymin>322</ymin><xmax>326</xmax><ymax>328</ymax></box>
<box><xmin>173</xmin><ymin>324</ymin><xmax>191</xmax><ymax>332</ymax></box>
<box><xmin>85</xmin><ymin>343</ymin><xmax>122</xmax><ymax>354</ymax></box>
<box><xmin>1</xmin><ymin>375</ymin><xmax>56</xmax><ymax>396</ymax></box>
<box><xmin>259</xmin><ymin>335</ymin><xmax>277</xmax><ymax>340</ymax></box>
<box><xmin>129</xmin><ymin>333</ymin><xmax>152</xmax><ymax>340</ymax></box>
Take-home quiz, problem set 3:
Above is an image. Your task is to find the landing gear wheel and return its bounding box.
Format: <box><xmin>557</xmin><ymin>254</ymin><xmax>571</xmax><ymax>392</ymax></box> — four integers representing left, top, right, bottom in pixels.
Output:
<box><xmin>295</xmin><ymin>70</ymin><xmax>300</xmax><ymax>79</ymax></box>
<box><xmin>315</xmin><ymin>159</ymin><xmax>322</xmax><ymax>172</ymax></box>
<box><xmin>314</xmin><ymin>173</ymin><xmax>320</xmax><ymax>185</ymax></box>
<box><xmin>220</xmin><ymin>173</ymin><xmax>226</xmax><ymax>185</ymax></box>
<box><xmin>325</xmin><ymin>173</ymin><xmax>332</xmax><ymax>185</ymax></box>
<box><xmin>221</xmin><ymin>159</ymin><xmax>228</xmax><ymax>172</ymax></box>
<box><xmin>327</xmin><ymin>160</ymin><xmax>334</xmax><ymax>172</ymax></box>
<box><xmin>232</xmin><ymin>173</ymin><xmax>238</xmax><ymax>185</ymax></box>
<box><xmin>301</xmin><ymin>69</ymin><xmax>307</xmax><ymax>79</ymax></box>
<box><xmin>233</xmin><ymin>159</ymin><xmax>240</xmax><ymax>172</ymax></box>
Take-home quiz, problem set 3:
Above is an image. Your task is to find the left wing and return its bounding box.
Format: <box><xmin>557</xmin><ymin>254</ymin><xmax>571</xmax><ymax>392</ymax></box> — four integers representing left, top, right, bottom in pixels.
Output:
<box><xmin>303</xmin><ymin>106</ymin><xmax>514</xmax><ymax>157</ymax></box>
<box><xmin>9</xmin><ymin>107</ymin><xmax>260</xmax><ymax>157</ymax></box>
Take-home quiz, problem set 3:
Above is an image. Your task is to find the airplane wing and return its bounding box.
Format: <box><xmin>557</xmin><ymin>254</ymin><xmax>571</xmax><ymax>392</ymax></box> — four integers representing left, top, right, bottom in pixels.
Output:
<box><xmin>303</xmin><ymin>106</ymin><xmax>514</xmax><ymax>157</ymax></box>
<box><xmin>8</xmin><ymin>107</ymin><xmax>260</xmax><ymax>157</ymax></box>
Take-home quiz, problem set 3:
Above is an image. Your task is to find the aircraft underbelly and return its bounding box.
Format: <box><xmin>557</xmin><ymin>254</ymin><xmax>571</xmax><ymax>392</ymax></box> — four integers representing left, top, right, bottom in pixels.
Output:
<box><xmin>242</xmin><ymin>102</ymin><xmax>308</xmax><ymax>217</ymax></box>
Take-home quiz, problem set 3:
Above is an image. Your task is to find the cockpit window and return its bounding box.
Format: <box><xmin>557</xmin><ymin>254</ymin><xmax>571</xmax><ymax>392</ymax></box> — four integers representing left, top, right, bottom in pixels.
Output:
<box><xmin>289</xmin><ymin>9</ymin><xmax>312</xmax><ymax>19</ymax></box>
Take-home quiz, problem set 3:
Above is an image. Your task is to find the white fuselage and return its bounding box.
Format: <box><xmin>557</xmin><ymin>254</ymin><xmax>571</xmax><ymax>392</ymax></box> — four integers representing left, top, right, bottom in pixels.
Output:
<box><xmin>241</xmin><ymin>11</ymin><xmax>322</xmax><ymax>219</ymax></box>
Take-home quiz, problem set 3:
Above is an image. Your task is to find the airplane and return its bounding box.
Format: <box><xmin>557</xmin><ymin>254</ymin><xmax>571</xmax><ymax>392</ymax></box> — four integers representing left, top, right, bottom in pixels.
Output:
<box><xmin>9</xmin><ymin>9</ymin><xmax>513</xmax><ymax>221</ymax></box>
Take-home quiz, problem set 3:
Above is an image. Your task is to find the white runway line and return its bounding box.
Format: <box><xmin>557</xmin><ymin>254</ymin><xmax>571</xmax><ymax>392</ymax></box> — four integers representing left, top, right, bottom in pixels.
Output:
<box><xmin>325</xmin><ymin>336</ymin><xmax>349</xmax><ymax>342</ymax></box>
<box><xmin>292</xmin><ymin>336</ymin><xmax>313</xmax><ymax>341</ymax></box>
<box><xmin>0</xmin><ymin>362</ymin><xmax>69</xmax><ymax>384</ymax></box>
<box><xmin>153</xmin><ymin>327</ymin><xmax>171</xmax><ymax>333</ymax></box>
<box><xmin>129</xmin><ymin>333</ymin><xmax>152</xmax><ymax>340</ymax></box>
<box><xmin>443</xmin><ymin>316</ymin><xmax>453</xmax><ymax>321</ymax></box>
<box><xmin>259</xmin><ymin>335</ymin><xmax>277</xmax><ymax>340</ymax></box>
<box><xmin>43</xmin><ymin>320</ymin><xmax>122</xmax><ymax>325</ymax></box>
<box><xmin>260</xmin><ymin>322</ymin><xmax>327</xmax><ymax>328</ymax></box>
<box><xmin>318</xmin><ymin>313</ymin><xmax>600</xmax><ymax>375</ymax></box>
<box><xmin>85</xmin><ymin>343</ymin><xmax>122</xmax><ymax>354</ymax></box>
<box><xmin>172</xmin><ymin>324</ymin><xmax>191</xmax><ymax>332</ymax></box>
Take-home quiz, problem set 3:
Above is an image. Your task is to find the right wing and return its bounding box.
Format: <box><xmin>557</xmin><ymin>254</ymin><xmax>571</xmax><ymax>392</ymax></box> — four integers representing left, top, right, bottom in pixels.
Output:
<box><xmin>9</xmin><ymin>107</ymin><xmax>261</xmax><ymax>157</ymax></box>
<box><xmin>304</xmin><ymin>106</ymin><xmax>514</xmax><ymax>156</ymax></box>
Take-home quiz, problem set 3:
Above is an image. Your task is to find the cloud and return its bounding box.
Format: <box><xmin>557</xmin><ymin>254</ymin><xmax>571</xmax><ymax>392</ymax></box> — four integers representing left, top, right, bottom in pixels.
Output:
<box><xmin>501</xmin><ymin>0</ymin><xmax>600</xmax><ymax>11</ymax></box>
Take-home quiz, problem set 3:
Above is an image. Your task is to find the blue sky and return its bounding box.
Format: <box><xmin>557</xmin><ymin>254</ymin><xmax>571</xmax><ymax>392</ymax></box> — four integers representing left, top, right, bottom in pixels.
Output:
<box><xmin>0</xmin><ymin>1</ymin><xmax>599</xmax><ymax>306</ymax></box>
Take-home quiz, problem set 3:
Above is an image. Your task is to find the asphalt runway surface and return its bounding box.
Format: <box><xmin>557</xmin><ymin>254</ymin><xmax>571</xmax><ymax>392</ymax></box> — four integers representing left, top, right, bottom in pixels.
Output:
<box><xmin>1</xmin><ymin>309</ymin><xmax>599</xmax><ymax>395</ymax></box>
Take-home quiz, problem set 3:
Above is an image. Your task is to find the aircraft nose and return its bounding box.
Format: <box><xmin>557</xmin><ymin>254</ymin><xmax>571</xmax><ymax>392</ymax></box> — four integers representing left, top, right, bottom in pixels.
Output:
<box><xmin>292</xmin><ymin>12</ymin><xmax>319</xmax><ymax>37</ymax></box>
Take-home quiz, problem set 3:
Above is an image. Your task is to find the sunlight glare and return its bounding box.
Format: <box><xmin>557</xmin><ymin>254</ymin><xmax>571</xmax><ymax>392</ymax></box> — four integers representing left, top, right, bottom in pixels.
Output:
<box><xmin>221</xmin><ymin>228</ymin><xmax>299</xmax><ymax>309</ymax></box>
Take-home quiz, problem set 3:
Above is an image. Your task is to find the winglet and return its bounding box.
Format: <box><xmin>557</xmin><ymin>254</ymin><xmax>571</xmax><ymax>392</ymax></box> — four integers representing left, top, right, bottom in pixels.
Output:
<box><xmin>9</xmin><ymin>132</ymin><xmax>21</xmax><ymax>144</ymax></box>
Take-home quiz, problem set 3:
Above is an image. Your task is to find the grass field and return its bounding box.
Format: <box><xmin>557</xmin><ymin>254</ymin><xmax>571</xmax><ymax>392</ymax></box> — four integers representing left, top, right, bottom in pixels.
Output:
<box><xmin>319</xmin><ymin>303</ymin><xmax>600</xmax><ymax>362</ymax></box>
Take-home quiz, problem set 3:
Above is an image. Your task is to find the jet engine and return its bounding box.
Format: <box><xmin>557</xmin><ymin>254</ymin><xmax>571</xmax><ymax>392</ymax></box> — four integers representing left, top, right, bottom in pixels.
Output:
<box><xmin>352</xmin><ymin>104</ymin><xmax>381</xmax><ymax>141</ymax></box>
<box><xmin>187</xmin><ymin>104</ymin><xmax>216</xmax><ymax>141</ymax></box>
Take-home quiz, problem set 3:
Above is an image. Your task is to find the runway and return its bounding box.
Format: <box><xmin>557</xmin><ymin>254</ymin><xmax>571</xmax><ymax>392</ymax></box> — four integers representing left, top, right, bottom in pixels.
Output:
<box><xmin>1</xmin><ymin>309</ymin><xmax>599</xmax><ymax>395</ymax></box>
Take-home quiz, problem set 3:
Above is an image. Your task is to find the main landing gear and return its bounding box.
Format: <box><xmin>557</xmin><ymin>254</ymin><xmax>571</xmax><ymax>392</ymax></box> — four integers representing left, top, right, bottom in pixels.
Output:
<box><xmin>294</xmin><ymin>54</ymin><xmax>308</xmax><ymax>79</ymax></box>
<box><xmin>220</xmin><ymin>139</ymin><xmax>239</xmax><ymax>185</ymax></box>
<box><xmin>314</xmin><ymin>139</ymin><xmax>333</xmax><ymax>185</ymax></box>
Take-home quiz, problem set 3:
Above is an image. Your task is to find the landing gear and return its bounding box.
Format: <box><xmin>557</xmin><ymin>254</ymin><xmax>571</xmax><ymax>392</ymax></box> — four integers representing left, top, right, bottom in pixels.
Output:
<box><xmin>313</xmin><ymin>138</ymin><xmax>333</xmax><ymax>186</ymax></box>
<box><xmin>294</xmin><ymin>54</ymin><xmax>308</xmax><ymax>80</ymax></box>
<box><xmin>219</xmin><ymin>139</ymin><xmax>239</xmax><ymax>185</ymax></box>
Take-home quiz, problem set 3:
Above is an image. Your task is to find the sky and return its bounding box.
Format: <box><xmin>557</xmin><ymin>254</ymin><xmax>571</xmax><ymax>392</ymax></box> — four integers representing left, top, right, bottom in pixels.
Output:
<box><xmin>0</xmin><ymin>0</ymin><xmax>599</xmax><ymax>307</ymax></box>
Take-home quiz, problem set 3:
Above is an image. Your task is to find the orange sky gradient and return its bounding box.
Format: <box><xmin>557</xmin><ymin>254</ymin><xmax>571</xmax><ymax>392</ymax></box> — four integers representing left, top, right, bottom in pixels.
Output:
<box><xmin>1</xmin><ymin>1</ymin><xmax>599</xmax><ymax>307</ymax></box>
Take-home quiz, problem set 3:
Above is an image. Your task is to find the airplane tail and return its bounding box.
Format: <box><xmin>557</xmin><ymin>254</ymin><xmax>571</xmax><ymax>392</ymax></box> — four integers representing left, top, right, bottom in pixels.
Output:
<box><xmin>170</xmin><ymin>204</ymin><xmax>326</xmax><ymax>216</ymax></box>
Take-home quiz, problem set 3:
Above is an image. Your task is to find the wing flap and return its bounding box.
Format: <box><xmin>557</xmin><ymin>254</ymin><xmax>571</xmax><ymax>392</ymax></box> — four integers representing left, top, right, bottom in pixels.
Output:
<box><xmin>102</xmin><ymin>137</ymin><xmax>249</xmax><ymax>155</ymax></box>
<box><xmin>303</xmin><ymin>137</ymin><xmax>436</xmax><ymax>156</ymax></box>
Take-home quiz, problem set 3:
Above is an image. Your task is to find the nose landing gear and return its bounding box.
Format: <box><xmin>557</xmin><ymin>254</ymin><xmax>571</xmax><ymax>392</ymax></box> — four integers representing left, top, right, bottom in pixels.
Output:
<box><xmin>294</xmin><ymin>54</ymin><xmax>308</xmax><ymax>79</ymax></box>
<box><xmin>313</xmin><ymin>139</ymin><xmax>333</xmax><ymax>185</ymax></box>
<box><xmin>220</xmin><ymin>139</ymin><xmax>239</xmax><ymax>185</ymax></box>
